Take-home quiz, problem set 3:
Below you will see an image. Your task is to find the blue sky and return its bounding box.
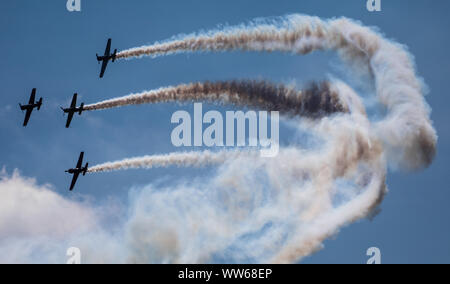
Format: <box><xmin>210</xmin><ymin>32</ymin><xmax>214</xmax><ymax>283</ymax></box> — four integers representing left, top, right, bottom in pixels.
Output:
<box><xmin>0</xmin><ymin>0</ymin><xmax>449</xmax><ymax>263</ymax></box>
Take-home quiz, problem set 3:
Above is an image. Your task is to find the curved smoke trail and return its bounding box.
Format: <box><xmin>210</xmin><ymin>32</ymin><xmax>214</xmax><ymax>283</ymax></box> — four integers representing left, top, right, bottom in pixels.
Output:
<box><xmin>117</xmin><ymin>15</ymin><xmax>436</xmax><ymax>169</ymax></box>
<box><xmin>83</xmin><ymin>15</ymin><xmax>436</xmax><ymax>263</ymax></box>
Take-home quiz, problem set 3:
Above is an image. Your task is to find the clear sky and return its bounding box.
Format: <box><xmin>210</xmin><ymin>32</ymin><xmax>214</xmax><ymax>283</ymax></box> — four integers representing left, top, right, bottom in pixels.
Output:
<box><xmin>0</xmin><ymin>0</ymin><xmax>449</xmax><ymax>264</ymax></box>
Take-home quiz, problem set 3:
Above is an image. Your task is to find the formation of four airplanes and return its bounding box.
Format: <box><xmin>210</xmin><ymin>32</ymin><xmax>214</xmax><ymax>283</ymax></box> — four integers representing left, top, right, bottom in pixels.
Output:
<box><xmin>19</xmin><ymin>39</ymin><xmax>117</xmax><ymax>191</ymax></box>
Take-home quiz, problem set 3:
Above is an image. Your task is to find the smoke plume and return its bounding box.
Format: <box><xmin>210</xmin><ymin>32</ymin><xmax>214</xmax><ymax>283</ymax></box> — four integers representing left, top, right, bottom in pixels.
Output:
<box><xmin>85</xmin><ymin>81</ymin><xmax>348</xmax><ymax>119</ymax></box>
<box><xmin>116</xmin><ymin>15</ymin><xmax>436</xmax><ymax>169</ymax></box>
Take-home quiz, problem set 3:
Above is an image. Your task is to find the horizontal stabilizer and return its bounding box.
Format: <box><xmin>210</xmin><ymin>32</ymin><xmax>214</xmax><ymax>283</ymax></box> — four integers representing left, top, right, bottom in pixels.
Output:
<box><xmin>79</xmin><ymin>103</ymin><xmax>84</xmax><ymax>115</ymax></box>
<box><xmin>112</xmin><ymin>49</ymin><xmax>117</xmax><ymax>62</ymax></box>
<box><xmin>37</xmin><ymin>98</ymin><xmax>43</xmax><ymax>110</ymax></box>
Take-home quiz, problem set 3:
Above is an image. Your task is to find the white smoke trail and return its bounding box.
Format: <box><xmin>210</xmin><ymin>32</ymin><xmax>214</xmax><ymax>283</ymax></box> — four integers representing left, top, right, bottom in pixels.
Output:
<box><xmin>0</xmin><ymin>15</ymin><xmax>436</xmax><ymax>264</ymax></box>
<box><xmin>85</xmin><ymin>81</ymin><xmax>348</xmax><ymax>118</ymax></box>
<box><xmin>88</xmin><ymin>150</ymin><xmax>252</xmax><ymax>173</ymax></box>
<box><xmin>117</xmin><ymin>15</ymin><xmax>437</xmax><ymax>169</ymax></box>
<box><xmin>84</xmin><ymin>80</ymin><xmax>388</xmax><ymax>263</ymax></box>
<box><xmin>93</xmin><ymin>15</ymin><xmax>436</xmax><ymax>263</ymax></box>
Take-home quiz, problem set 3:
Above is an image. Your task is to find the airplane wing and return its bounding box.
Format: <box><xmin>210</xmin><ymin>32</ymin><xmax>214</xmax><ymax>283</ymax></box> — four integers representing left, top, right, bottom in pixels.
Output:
<box><xmin>66</xmin><ymin>111</ymin><xmax>74</xmax><ymax>128</ymax></box>
<box><xmin>23</xmin><ymin>108</ymin><xmax>33</xmax><ymax>127</ymax></box>
<box><xmin>28</xmin><ymin>89</ymin><xmax>36</xmax><ymax>104</ymax></box>
<box><xmin>76</xmin><ymin>152</ymin><xmax>84</xmax><ymax>168</ymax></box>
<box><xmin>99</xmin><ymin>60</ymin><xmax>108</xmax><ymax>78</ymax></box>
<box><xmin>69</xmin><ymin>172</ymin><xmax>80</xmax><ymax>191</ymax></box>
<box><xmin>99</xmin><ymin>39</ymin><xmax>112</xmax><ymax>78</ymax></box>
<box><xmin>70</xmin><ymin>93</ymin><xmax>78</xmax><ymax>108</ymax></box>
<box><xmin>104</xmin><ymin>39</ymin><xmax>111</xmax><ymax>56</ymax></box>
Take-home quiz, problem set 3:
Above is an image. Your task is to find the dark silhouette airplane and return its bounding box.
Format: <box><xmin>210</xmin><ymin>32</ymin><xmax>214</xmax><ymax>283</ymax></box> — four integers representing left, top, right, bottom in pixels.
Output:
<box><xmin>66</xmin><ymin>152</ymin><xmax>89</xmax><ymax>191</ymax></box>
<box><xmin>19</xmin><ymin>88</ymin><xmax>42</xmax><ymax>127</ymax></box>
<box><xmin>61</xmin><ymin>93</ymin><xmax>84</xmax><ymax>128</ymax></box>
<box><xmin>96</xmin><ymin>38</ymin><xmax>117</xmax><ymax>78</ymax></box>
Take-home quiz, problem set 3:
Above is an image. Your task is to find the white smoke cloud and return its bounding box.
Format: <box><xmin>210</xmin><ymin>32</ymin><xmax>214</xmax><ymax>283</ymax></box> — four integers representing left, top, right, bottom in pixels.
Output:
<box><xmin>0</xmin><ymin>169</ymin><xmax>97</xmax><ymax>240</ymax></box>
<box><xmin>0</xmin><ymin>169</ymin><xmax>99</xmax><ymax>263</ymax></box>
<box><xmin>0</xmin><ymin>121</ymin><xmax>386</xmax><ymax>264</ymax></box>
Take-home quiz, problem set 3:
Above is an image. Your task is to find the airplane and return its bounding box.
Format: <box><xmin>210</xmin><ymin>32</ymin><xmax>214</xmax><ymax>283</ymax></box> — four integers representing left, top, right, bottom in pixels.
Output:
<box><xmin>19</xmin><ymin>88</ymin><xmax>42</xmax><ymax>127</ymax></box>
<box><xmin>61</xmin><ymin>93</ymin><xmax>84</xmax><ymax>128</ymax></box>
<box><xmin>96</xmin><ymin>38</ymin><xmax>117</xmax><ymax>78</ymax></box>
<box><xmin>65</xmin><ymin>152</ymin><xmax>89</xmax><ymax>191</ymax></box>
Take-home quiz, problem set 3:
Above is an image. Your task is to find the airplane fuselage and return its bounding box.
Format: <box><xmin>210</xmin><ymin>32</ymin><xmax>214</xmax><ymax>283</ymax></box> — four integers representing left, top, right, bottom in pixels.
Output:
<box><xmin>20</xmin><ymin>102</ymin><xmax>41</xmax><ymax>111</ymax></box>
<box><xmin>97</xmin><ymin>55</ymin><xmax>113</xmax><ymax>62</ymax></box>
<box><xmin>66</xmin><ymin>168</ymin><xmax>79</xmax><ymax>174</ymax></box>
<box><xmin>62</xmin><ymin>106</ymin><xmax>83</xmax><ymax>113</ymax></box>
<box><xmin>66</xmin><ymin>167</ymin><xmax>87</xmax><ymax>175</ymax></box>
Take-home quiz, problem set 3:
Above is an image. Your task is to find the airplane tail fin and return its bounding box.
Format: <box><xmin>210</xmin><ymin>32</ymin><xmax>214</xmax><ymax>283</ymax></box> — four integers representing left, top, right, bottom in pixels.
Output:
<box><xmin>83</xmin><ymin>163</ymin><xmax>89</xmax><ymax>176</ymax></box>
<box><xmin>79</xmin><ymin>103</ymin><xmax>84</xmax><ymax>115</ymax></box>
<box><xmin>37</xmin><ymin>98</ymin><xmax>43</xmax><ymax>110</ymax></box>
<box><xmin>112</xmin><ymin>49</ymin><xmax>117</xmax><ymax>62</ymax></box>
